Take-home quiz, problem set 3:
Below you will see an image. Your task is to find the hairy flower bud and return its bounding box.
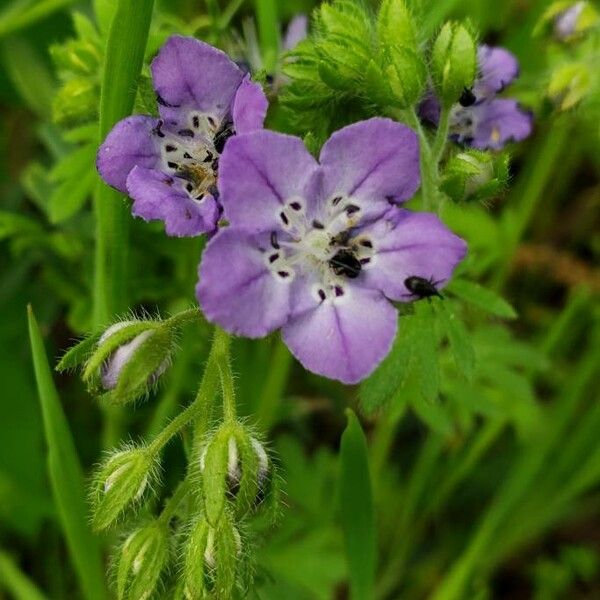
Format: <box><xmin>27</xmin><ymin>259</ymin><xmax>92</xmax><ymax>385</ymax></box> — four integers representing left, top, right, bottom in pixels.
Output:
<box><xmin>199</xmin><ymin>423</ymin><xmax>271</xmax><ymax>524</ymax></box>
<box><xmin>84</xmin><ymin>319</ymin><xmax>174</xmax><ymax>405</ymax></box>
<box><xmin>116</xmin><ymin>522</ymin><xmax>169</xmax><ymax>600</ymax></box>
<box><xmin>441</xmin><ymin>150</ymin><xmax>509</xmax><ymax>202</ymax></box>
<box><xmin>535</xmin><ymin>1</ymin><xmax>599</xmax><ymax>40</ymax></box>
<box><xmin>182</xmin><ymin>515</ymin><xmax>242</xmax><ymax>600</ymax></box>
<box><xmin>377</xmin><ymin>0</ymin><xmax>417</xmax><ymax>48</ymax></box>
<box><xmin>91</xmin><ymin>445</ymin><xmax>158</xmax><ymax>530</ymax></box>
<box><xmin>431</xmin><ymin>22</ymin><xmax>477</xmax><ymax>107</ymax></box>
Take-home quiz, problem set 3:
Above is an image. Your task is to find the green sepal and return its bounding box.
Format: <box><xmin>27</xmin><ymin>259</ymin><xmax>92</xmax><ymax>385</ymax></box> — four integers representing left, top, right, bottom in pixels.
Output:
<box><xmin>181</xmin><ymin>517</ymin><xmax>211</xmax><ymax>600</ymax></box>
<box><xmin>201</xmin><ymin>425</ymin><xmax>232</xmax><ymax>526</ymax></box>
<box><xmin>56</xmin><ymin>332</ymin><xmax>102</xmax><ymax>372</ymax></box>
<box><xmin>431</xmin><ymin>22</ymin><xmax>477</xmax><ymax>107</ymax></box>
<box><xmin>383</xmin><ymin>44</ymin><xmax>427</xmax><ymax>108</ymax></box>
<box><xmin>377</xmin><ymin>0</ymin><xmax>417</xmax><ymax>49</ymax></box>
<box><xmin>116</xmin><ymin>522</ymin><xmax>169</xmax><ymax>600</ymax></box>
<box><xmin>91</xmin><ymin>445</ymin><xmax>158</xmax><ymax>531</ymax></box>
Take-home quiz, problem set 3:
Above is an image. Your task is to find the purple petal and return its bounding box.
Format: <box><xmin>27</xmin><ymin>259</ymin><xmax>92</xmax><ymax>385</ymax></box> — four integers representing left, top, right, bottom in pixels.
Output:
<box><xmin>475</xmin><ymin>45</ymin><xmax>519</xmax><ymax>98</ymax></box>
<box><xmin>126</xmin><ymin>166</ymin><xmax>219</xmax><ymax>237</ymax></box>
<box><xmin>151</xmin><ymin>36</ymin><xmax>244</xmax><ymax>127</ymax></box>
<box><xmin>232</xmin><ymin>76</ymin><xmax>268</xmax><ymax>134</ymax></box>
<box><xmin>282</xmin><ymin>286</ymin><xmax>397</xmax><ymax>384</ymax></box>
<box><xmin>471</xmin><ymin>99</ymin><xmax>533</xmax><ymax>150</ymax></box>
<box><xmin>283</xmin><ymin>15</ymin><xmax>308</xmax><ymax>50</ymax></box>
<box><xmin>319</xmin><ymin>118</ymin><xmax>420</xmax><ymax>215</ymax></box>
<box><xmin>358</xmin><ymin>208</ymin><xmax>467</xmax><ymax>301</ymax></box>
<box><xmin>196</xmin><ymin>228</ymin><xmax>292</xmax><ymax>337</ymax></box>
<box><xmin>218</xmin><ymin>130</ymin><xmax>320</xmax><ymax>232</ymax></box>
<box><xmin>96</xmin><ymin>116</ymin><xmax>160</xmax><ymax>193</ymax></box>
<box><xmin>418</xmin><ymin>91</ymin><xmax>441</xmax><ymax>125</ymax></box>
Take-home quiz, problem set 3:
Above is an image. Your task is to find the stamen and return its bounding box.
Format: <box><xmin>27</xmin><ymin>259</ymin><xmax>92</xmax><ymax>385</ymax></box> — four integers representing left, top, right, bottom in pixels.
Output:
<box><xmin>269</xmin><ymin>253</ymin><xmax>279</xmax><ymax>263</ymax></box>
<box><xmin>183</xmin><ymin>152</ymin><xmax>192</xmax><ymax>159</ymax></box>
<box><xmin>360</xmin><ymin>258</ymin><xmax>371</xmax><ymax>265</ymax></box>
<box><xmin>280</xmin><ymin>212</ymin><xmax>289</xmax><ymax>226</ymax></box>
<box><xmin>186</xmin><ymin>183</ymin><xmax>193</xmax><ymax>192</ymax></box>
<box><xmin>345</xmin><ymin>204</ymin><xmax>360</xmax><ymax>215</ymax></box>
<box><xmin>312</xmin><ymin>220</ymin><xmax>324</xmax><ymax>229</ymax></box>
<box><xmin>270</xmin><ymin>232</ymin><xmax>280</xmax><ymax>249</ymax></box>
<box><xmin>178</xmin><ymin>129</ymin><xmax>194</xmax><ymax>138</ymax></box>
<box><xmin>332</xmin><ymin>196</ymin><xmax>343</xmax><ymax>206</ymax></box>
<box><xmin>208</xmin><ymin>116</ymin><xmax>217</xmax><ymax>129</ymax></box>
<box><xmin>318</xmin><ymin>289</ymin><xmax>326</xmax><ymax>301</ymax></box>
<box><xmin>277</xmin><ymin>271</ymin><xmax>290</xmax><ymax>279</ymax></box>
<box><xmin>192</xmin><ymin>115</ymin><xmax>200</xmax><ymax>128</ymax></box>
<box><xmin>360</xmin><ymin>239</ymin><xmax>373</xmax><ymax>248</ymax></box>
<box><xmin>290</xmin><ymin>201</ymin><xmax>302</xmax><ymax>211</ymax></box>
<box><xmin>167</xmin><ymin>161</ymin><xmax>179</xmax><ymax>169</ymax></box>
<box><xmin>334</xmin><ymin>286</ymin><xmax>345</xmax><ymax>297</ymax></box>
<box><xmin>165</xmin><ymin>144</ymin><xmax>177</xmax><ymax>152</ymax></box>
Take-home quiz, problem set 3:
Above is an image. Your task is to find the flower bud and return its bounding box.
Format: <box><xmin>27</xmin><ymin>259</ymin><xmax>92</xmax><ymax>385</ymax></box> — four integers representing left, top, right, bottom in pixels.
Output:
<box><xmin>377</xmin><ymin>0</ymin><xmax>417</xmax><ymax>49</ymax></box>
<box><xmin>431</xmin><ymin>22</ymin><xmax>477</xmax><ymax>107</ymax></box>
<box><xmin>116</xmin><ymin>522</ymin><xmax>169</xmax><ymax>600</ymax></box>
<box><xmin>84</xmin><ymin>320</ymin><xmax>174</xmax><ymax>405</ymax></box>
<box><xmin>535</xmin><ymin>1</ymin><xmax>599</xmax><ymax>40</ymax></box>
<box><xmin>441</xmin><ymin>150</ymin><xmax>509</xmax><ymax>202</ymax></box>
<box><xmin>548</xmin><ymin>62</ymin><xmax>591</xmax><ymax>110</ymax></box>
<box><xmin>199</xmin><ymin>423</ymin><xmax>271</xmax><ymax>524</ymax></box>
<box><xmin>91</xmin><ymin>445</ymin><xmax>158</xmax><ymax>530</ymax></box>
<box><xmin>182</xmin><ymin>515</ymin><xmax>242</xmax><ymax>600</ymax></box>
<box><xmin>381</xmin><ymin>45</ymin><xmax>427</xmax><ymax>108</ymax></box>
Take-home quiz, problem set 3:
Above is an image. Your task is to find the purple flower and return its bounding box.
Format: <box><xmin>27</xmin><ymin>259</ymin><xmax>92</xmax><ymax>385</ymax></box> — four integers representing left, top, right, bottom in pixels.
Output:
<box><xmin>97</xmin><ymin>35</ymin><xmax>268</xmax><ymax>237</ymax></box>
<box><xmin>421</xmin><ymin>45</ymin><xmax>532</xmax><ymax>150</ymax></box>
<box><xmin>554</xmin><ymin>2</ymin><xmax>586</xmax><ymax>39</ymax></box>
<box><xmin>196</xmin><ymin>118</ymin><xmax>466</xmax><ymax>384</ymax></box>
<box><xmin>283</xmin><ymin>15</ymin><xmax>308</xmax><ymax>51</ymax></box>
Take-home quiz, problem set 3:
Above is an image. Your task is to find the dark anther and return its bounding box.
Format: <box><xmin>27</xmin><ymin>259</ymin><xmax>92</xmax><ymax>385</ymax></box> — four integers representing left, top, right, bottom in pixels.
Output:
<box><xmin>208</xmin><ymin>116</ymin><xmax>217</xmax><ymax>128</ymax></box>
<box><xmin>404</xmin><ymin>276</ymin><xmax>443</xmax><ymax>300</ymax></box>
<box><xmin>312</xmin><ymin>220</ymin><xmax>324</xmax><ymax>229</ymax></box>
<box><xmin>290</xmin><ymin>201</ymin><xmax>302</xmax><ymax>211</ymax></box>
<box><xmin>332</xmin><ymin>196</ymin><xmax>343</xmax><ymax>206</ymax></box>
<box><xmin>360</xmin><ymin>239</ymin><xmax>373</xmax><ymax>248</ymax></box>
<box><xmin>203</xmin><ymin>152</ymin><xmax>214</xmax><ymax>163</ymax></box>
<box><xmin>277</xmin><ymin>271</ymin><xmax>290</xmax><ymax>278</ymax></box>
<box><xmin>214</xmin><ymin>122</ymin><xmax>234</xmax><ymax>153</ymax></box>
<box><xmin>178</xmin><ymin>128</ymin><xmax>195</xmax><ymax>138</ymax></box>
<box><xmin>334</xmin><ymin>286</ymin><xmax>345</xmax><ymax>297</ymax></box>
<box><xmin>270</xmin><ymin>232</ymin><xmax>280</xmax><ymax>249</ymax></box>
<box><xmin>345</xmin><ymin>204</ymin><xmax>360</xmax><ymax>215</ymax></box>
<box><xmin>459</xmin><ymin>87</ymin><xmax>477</xmax><ymax>107</ymax></box>
<box><xmin>153</xmin><ymin>121</ymin><xmax>165</xmax><ymax>138</ymax></box>
<box><xmin>211</xmin><ymin>158</ymin><xmax>219</xmax><ymax>172</ymax></box>
<box><xmin>280</xmin><ymin>212</ymin><xmax>289</xmax><ymax>226</ymax></box>
<box><xmin>269</xmin><ymin>253</ymin><xmax>279</xmax><ymax>263</ymax></box>
<box><xmin>156</xmin><ymin>94</ymin><xmax>179</xmax><ymax>108</ymax></box>
<box><xmin>165</xmin><ymin>144</ymin><xmax>177</xmax><ymax>152</ymax></box>
<box><xmin>329</xmin><ymin>249</ymin><xmax>362</xmax><ymax>279</ymax></box>
<box><xmin>192</xmin><ymin>115</ymin><xmax>200</xmax><ymax>128</ymax></box>
<box><xmin>164</xmin><ymin>177</ymin><xmax>174</xmax><ymax>186</ymax></box>
<box><xmin>318</xmin><ymin>289</ymin><xmax>326</xmax><ymax>301</ymax></box>
<box><xmin>167</xmin><ymin>161</ymin><xmax>179</xmax><ymax>169</ymax></box>
<box><xmin>196</xmin><ymin>193</ymin><xmax>205</xmax><ymax>200</ymax></box>
<box><xmin>183</xmin><ymin>152</ymin><xmax>192</xmax><ymax>159</ymax></box>
<box><xmin>360</xmin><ymin>258</ymin><xmax>371</xmax><ymax>265</ymax></box>
<box><xmin>186</xmin><ymin>183</ymin><xmax>193</xmax><ymax>192</ymax></box>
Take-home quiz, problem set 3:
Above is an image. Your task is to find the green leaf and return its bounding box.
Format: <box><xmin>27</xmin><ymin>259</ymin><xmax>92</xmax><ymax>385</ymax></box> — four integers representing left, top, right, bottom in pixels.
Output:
<box><xmin>412</xmin><ymin>301</ymin><xmax>440</xmax><ymax>402</ymax></box>
<box><xmin>437</xmin><ymin>302</ymin><xmax>476</xmax><ymax>379</ymax></box>
<box><xmin>339</xmin><ymin>410</ymin><xmax>376</xmax><ymax>600</ymax></box>
<box><xmin>359</xmin><ymin>314</ymin><xmax>417</xmax><ymax>414</ymax></box>
<box><xmin>0</xmin><ymin>549</ymin><xmax>47</xmax><ymax>600</ymax></box>
<box><xmin>448</xmin><ymin>279</ymin><xmax>518</xmax><ymax>319</ymax></box>
<box><xmin>27</xmin><ymin>306</ymin><xmax>107</xmax><ymax>600</ymax></box>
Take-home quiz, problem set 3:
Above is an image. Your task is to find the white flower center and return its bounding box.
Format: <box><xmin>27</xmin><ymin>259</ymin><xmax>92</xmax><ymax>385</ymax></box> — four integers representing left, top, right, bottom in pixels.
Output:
<box><xmin>265</xmin><ymin>195</ymin><xmax>375</xmax><ymax>303</ymax></box>
<box><xmin>449</xmin><ymin>104</ymin><xmax>480</xmax><ymax>143</ymax></box>
<box><xmin>155</xmin><ymin>111</ymin><xmax>233</xmax><ymax>201</ymax></box>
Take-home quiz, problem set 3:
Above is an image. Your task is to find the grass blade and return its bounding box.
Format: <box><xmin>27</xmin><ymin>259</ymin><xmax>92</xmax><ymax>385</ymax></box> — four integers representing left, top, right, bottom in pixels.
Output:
<box><xmin>0</xmin><ymin>549</ymin><xmax>47</xmax><ymax>600</ymax></box>
<box><xmin>339</xmin><ymin>409</ymin><xmax>376</xmax><ymax>600</ymax></box>
<box><xmin>27</xmin><ymin>306</ymin><xmax>107</xmax><ymax>600</ymax></box>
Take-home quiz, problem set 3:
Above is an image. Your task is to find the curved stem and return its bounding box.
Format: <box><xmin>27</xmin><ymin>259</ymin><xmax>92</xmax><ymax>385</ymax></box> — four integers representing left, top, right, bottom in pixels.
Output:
<box><xmin>158</xmin><ymin>479</ymin><xmax>191</xmax><ymax>524</ymax></box>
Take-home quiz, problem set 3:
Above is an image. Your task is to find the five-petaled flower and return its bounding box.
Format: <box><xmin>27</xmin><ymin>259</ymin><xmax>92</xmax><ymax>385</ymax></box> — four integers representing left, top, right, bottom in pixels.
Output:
<box><xmin>197</xmin><ymin>118</ymin><xmax>467</xmax><ymax>383</ymax></box>
<box><xmin>421</xmin><ymin>45</ymin><xmax>533</xmax><ymax>150</ymax></box>
<box><xmin>96</xmin><ymin>35</ymin><xmax>268</xmax><ymax>236</ymax></box>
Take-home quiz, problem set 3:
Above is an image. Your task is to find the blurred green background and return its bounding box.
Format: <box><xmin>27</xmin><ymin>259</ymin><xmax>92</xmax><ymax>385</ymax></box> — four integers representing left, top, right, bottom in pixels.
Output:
<box><xmin>0</xmin><ymin>0</ymin><xmax>599</xmax><ymax>598</ymax></box>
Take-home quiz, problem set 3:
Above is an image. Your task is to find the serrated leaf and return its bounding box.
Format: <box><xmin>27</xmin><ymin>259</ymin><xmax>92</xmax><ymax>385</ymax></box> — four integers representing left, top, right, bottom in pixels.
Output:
<box><xmin>359</xmin><ymin>314</ymin><xmax>417</xmax><ymax>414</ymax></box>
<box><xmin>339</xmin><ymin>410</ymin><xmax>376</xmax><ymax>600</ymax></box>
<box><xmin>411</xmin><ymin>392</ymin><xmax>454</xmax><ymax>437</ymax></box>
<box><xmin>448</xmin><ymin>279</ymin><xmax>518</xmax><ymax>319</ymax></box>
<box><xmin>27</xmin><ymin>307</ymin><xmax>107</xmax><ymax>600</ymax></box>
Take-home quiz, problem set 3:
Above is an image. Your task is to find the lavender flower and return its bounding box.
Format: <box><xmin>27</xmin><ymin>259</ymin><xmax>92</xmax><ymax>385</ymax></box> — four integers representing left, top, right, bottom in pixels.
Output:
<box><xmin>97</xmin><ymin>35</ymin><xmax>268</xmax><ymax>237</ymax></box>
<box><xmin>196</xmin><ymin>118</ymin><xmax>466</xmax><ymax>383</ymax></box>
<box><xmin>421</xmin><ymin>45</ymin><xmax>532</xmax><ymax>150</ymax></box>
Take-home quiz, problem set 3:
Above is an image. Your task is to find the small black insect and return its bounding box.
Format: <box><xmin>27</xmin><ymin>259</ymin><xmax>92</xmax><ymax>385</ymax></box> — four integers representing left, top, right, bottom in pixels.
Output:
<box><xmin>404</xmin><ymin>276</ymin><xmax>443</xmax><ymax>299</ymax></box>
<box><xmin>214</xmin><ymin>121</ymin><xmax>235</xmax><ymax>153</ymax></box>
<box><xmin>458</xmin><ymin>87</ymin><xmax>477</xmax><ymax>107</ymax></box>
<box><xmin>329</xmin><ymin>250</ymin><xmax>362</xmax><ymax>279</ymax></box>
